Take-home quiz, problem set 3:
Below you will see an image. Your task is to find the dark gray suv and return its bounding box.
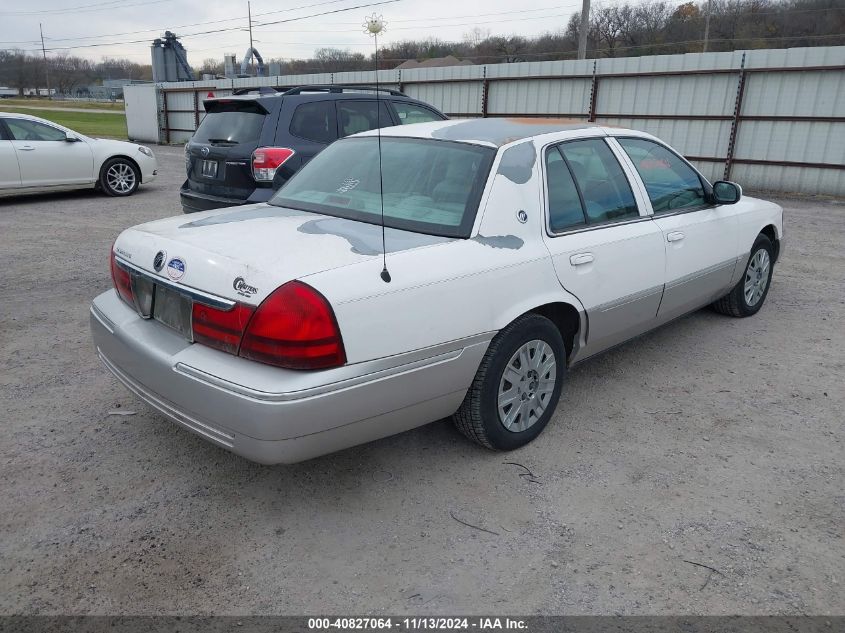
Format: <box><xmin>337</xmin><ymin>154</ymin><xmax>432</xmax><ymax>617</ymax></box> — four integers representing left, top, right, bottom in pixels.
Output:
<box><xmin>180</xmin><ymin>85</ymin><xmax>447</xmax><ymax>213</ymax></box>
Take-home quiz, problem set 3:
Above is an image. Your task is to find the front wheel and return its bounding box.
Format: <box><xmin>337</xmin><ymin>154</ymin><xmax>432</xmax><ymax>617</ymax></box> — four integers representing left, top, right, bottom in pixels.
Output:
<box><xmin>100</xmin><ymin>158</ymin><xmax>140</xmax><ymax>197</ymax></box>
<box><xmin>453</xmin><ymin>313</ymin><xmax>565</xmax><ymax>451</ymax></box>
<box><xmin>712</xmin><ymin>233</ymin><xmax>774</xmax><ymax>317</ymax></box>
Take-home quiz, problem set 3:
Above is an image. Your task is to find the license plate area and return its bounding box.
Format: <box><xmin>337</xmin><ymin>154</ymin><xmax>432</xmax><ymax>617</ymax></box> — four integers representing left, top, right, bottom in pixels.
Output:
<box><xmin>152</xmin><ymin>284</ymin><xmax>193</xmax><ymax>340</ymax></box>
<box><xmin>200</xmin><ymin>159</ymin><xmax>218</xmax><ymax>178</ymax></box>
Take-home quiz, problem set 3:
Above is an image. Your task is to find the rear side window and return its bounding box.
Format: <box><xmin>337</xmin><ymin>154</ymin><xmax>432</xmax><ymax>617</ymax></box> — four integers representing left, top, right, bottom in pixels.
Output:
<box><xmin>289</xmin><ymin>101</ymin><xmax>336</xmax><ymax>144</ymax></box>
<box><xmin>392</xmin><ymin>102</ymin><xmax>443</xmax><ymax>125</ymax></box>
<box><xmin>557</xmin><ymin>139</ymin><xmax>639</xmax><ymax>224</ymax></box>
<box><xmin>6</xmin><ymin>118</ymin><xmax>66</xmax><ymax>141</ymax></box>
<box><xmin>545</xmin><ymin>149</ymin><xmax>586</xmax><ymax>232</ymax></box>
<box><xmin>338</xmin><ymin>101</ymin><xmax>393</xmax><ymax>137</ymax></box>
<box><xmin>616</xmin><ymin>137</ymin><xmax>706</xmax><ymax>213</ymax></box>
<box><xmin>194</xmin><ymin>103</ymin><xmax>265</xmax><ymax>144</ymax></box>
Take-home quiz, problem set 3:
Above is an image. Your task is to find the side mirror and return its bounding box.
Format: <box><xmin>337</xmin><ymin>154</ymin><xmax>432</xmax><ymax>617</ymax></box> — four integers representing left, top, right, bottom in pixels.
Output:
<box><xmin>64</xmin><ymin>133</ymin><xmax>80</xmax><ymax>143</ymax></box>
<box><xmin>712</xmin><ymin>180</ymin><xmax>742</xmax><ymax>205</ymax></box>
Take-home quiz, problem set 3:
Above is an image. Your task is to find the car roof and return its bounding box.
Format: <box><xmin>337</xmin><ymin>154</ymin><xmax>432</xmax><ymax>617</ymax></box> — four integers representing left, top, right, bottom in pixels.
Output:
<box><xmin>355</xmin><ymin>118</ymin><xmax>614</xmax><ymax>148</ymax></box>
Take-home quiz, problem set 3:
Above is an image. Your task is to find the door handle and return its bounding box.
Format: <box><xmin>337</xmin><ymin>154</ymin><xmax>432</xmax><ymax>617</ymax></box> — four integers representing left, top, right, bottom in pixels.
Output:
<box><xmin>667</xmin><ymin>231</ymin><xmax>685</xmax><ymax>242</ymax></box>
<box><xmin>18</xmin><ymin>145</ymin><xmax>35</xmax><ymax>151</ymax></box>
<box><xmin>570</xmin><ymin>252</ymin><xmax>594</xmax><ymax>266</ymax></box>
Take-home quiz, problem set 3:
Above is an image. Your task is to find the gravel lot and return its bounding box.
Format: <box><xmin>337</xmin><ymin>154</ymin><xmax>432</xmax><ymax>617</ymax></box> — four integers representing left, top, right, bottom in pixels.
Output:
<box><xmin>1</xmin><ymin>145</ymin><xmax>843</xmax><ymax>616</ymax></box>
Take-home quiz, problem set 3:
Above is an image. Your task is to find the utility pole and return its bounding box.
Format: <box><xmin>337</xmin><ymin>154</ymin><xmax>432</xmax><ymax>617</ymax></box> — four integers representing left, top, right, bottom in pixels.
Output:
<box><xmin>40</xmin><ymin>23</ymin><xmax>52</xmax><ymax>99</ymax></box>
<box><xmin>577</xmin><ymin>0</ymin><xmax>591</xmax><ymax>60</ymax></box>
<box><xmin>248</xmin><ymin>1</ymin><xmax>255</xmax><ymax>76</ymax></box>
<box><xmin>703</xmin><ymin>0</ymin><xmax>712</xmax><ymax>53</ymax></box>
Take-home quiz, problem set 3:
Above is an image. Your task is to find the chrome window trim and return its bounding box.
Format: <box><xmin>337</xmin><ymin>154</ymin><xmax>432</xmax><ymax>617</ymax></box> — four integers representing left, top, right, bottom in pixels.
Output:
<box><xmin>114</xmin><ymin>256</ymin><xmax>236</xmax><ymax>310</ymax></box>
<box><xmin>540</xmin><ymin>137</ymin><xmax>653</xmax><ymax>239</ymax></box>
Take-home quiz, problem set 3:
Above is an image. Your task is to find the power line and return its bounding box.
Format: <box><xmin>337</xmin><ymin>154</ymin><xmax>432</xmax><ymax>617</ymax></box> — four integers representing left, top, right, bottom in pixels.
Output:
<box><xmin>30</xmin><ymin>0</ymin><xmax>400</xmax><ymax>51</ymax></box>
<box><xmin>0</xmin><ymin>0</ymin><xmax>171</xmax><ymax>17</ymax></box>
<box><xmin>9</xmin><ymin>0</ymin><xmax>367</xmax><ymax>44</ymax></box>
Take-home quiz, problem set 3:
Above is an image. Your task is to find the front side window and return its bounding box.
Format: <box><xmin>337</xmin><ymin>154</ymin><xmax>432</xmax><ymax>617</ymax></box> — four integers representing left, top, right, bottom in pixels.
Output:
<box><xmin>289</xmin><ymin>101</ymin><xmax>336</xmax><ymax>144</ymax></box>
<box><xmin>557</xmin><ymin>138</ymin><xmax>639</xmax><ymax>224</ymax></box>
<box><xmin>392</xmin><ymin>102</ymin><xmax>443</xmax><ymax>125</ymax></box>
<box><xmin>338</xmin><ymin>101</ymin><xmax>393</xmax><ymax>137</ymax></box>
<box><xmin>6</xmin><ymin>119</ymin><xmax>67</xmax><ymax>142</ymax></box>
<box><xmin>617</xmin><ymin>137</ymin><xmax>706</xmax><ymax>213</ymax></box>
<box><xmin>271</xmin><ymin>137</ymin><xmax>495</xmax><ymax>238</ymax></box>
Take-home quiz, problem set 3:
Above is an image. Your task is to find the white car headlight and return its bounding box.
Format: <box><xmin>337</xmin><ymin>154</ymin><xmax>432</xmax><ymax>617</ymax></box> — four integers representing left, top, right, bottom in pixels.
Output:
<box><xmin>138</xmin><ymin>146</ymin><xmax>153</xmax><ymax>158</ymax></box>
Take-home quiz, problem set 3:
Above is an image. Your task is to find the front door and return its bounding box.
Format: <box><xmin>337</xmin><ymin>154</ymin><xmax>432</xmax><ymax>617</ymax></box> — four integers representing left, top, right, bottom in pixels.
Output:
<box><xmin>5</xmin><ymin>118</ymin><xmax>94</xmax><ymax>187</ymax></box>
<box><xmin>613</xmin><ymin>137</ymin><xmax>738</xmax><ymax>322</ymax></box>
<box><xmin>541</xmin><ymin>137</ymin><xmax>665</xmax><ymax>360</ymax></box>
<box><xmin>0</xmin><ymin>127</ymin><xmax>21</xmax><ymax>189</ymax></box>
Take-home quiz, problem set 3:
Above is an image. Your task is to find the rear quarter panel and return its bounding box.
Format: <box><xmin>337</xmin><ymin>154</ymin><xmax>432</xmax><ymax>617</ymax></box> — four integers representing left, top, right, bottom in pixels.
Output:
<box><xmin>302</xmin><ymin>139</ymin><xmax>585</xmax><ymax>364</ymax></box>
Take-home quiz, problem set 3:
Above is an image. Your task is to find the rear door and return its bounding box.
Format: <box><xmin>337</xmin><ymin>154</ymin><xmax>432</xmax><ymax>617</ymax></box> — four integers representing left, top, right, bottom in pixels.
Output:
<box><xmin>284</xmin><ymin>98</ymin><xmax>338</xmax><ymax>168</ymax></box>
<box><xmin>613</xmin><ymin>136</ymin><xmax>738</xmax><ymax>321</ymax></box>
<box><xmin>541</xmin><ymin>137</ymin><xmax>665</xmax><ymax>359</ymax></box>
<box><xmin>186</xmin><ymin>99</ymin><xmax>271</xmax><ymax>201</ymax></box>
<box><xmin>0</xmin><ymin>120</ymin><xmax>21</xmax><ymax>189</ymax></box>
<box><xmin>336</xmin><ymin>100</ymin><xmax>395</xmax><ymax>138</ymax></box>
<box><xmin>5</xmin><ymin>117</ymin><xmax>93</xmax><ymax>187</ymax></box>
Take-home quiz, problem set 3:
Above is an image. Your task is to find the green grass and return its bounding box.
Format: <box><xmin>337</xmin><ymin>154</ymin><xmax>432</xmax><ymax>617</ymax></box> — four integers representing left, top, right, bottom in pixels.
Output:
<box><xmin>0</xmin><ymin>98</ymin><xmax>125</xmax><ymax>111</ymax></box>
<box><xmin>0</xmin><ymin>106</ymin><xmax>128</xmax><ymax>139</ymax></box>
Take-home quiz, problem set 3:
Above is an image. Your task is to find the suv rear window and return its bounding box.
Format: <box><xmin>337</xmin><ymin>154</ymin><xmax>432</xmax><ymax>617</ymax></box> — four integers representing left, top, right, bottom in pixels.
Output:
<box><xmin>271</xmin><ymin>137</ymin><xmax>495</xmax><ymax>238</ymax></box>
<box><xmin>194</xmin><ymin>102</ymin><xmax>266</xmax><ymax>144</ymax></box>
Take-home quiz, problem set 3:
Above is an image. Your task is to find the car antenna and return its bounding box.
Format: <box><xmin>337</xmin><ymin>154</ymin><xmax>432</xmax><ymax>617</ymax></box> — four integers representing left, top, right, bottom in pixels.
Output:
<box><xmin>365</xmin><ymin>13</ymin><xmax>391</xmax><ymax>283</ymax></box>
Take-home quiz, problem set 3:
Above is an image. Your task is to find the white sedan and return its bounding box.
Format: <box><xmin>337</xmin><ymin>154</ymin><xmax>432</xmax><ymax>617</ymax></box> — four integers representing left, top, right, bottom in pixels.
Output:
<box><xmin>90</xmin><ymin>119</ymin><xmax>782</xmax><ymax>464</ymax></box>
<box><xmin>0</xmin><ymin>112</ymin><xmax>157</xmax><ymax>198</ymax></box>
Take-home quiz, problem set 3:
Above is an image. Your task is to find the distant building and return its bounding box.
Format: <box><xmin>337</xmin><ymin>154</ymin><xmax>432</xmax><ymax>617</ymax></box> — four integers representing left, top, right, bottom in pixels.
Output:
<box><xmin>395</xmin><ymin>55</ymin><xmax>473</xmax><ymax>70</ymax></box>
<box><xmin>77</xmin><ymin>79</ymin><xmax>150</xmax><ymax>100</ymax></box>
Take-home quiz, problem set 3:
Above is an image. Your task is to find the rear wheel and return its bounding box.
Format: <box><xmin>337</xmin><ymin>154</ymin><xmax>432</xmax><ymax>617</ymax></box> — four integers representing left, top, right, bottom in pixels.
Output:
<box><xmin>453</xmin><ymin>314</ymin><xmax>565</xmax><ymax>450</ymax></box>
<box><xmin>712</xmin><ymin>233</ymin><xmax>774</xmax><ymax>317</ymax></box>
<box><xmin>100</xmin><ymin>158</ymin><xmax>140</xmax><ymax>197</ymax></box>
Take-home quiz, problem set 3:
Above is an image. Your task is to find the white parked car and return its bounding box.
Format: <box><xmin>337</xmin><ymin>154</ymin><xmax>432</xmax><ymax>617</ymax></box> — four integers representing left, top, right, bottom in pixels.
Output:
<box><xmin>0</xmin><ymin>113</ymin><xmax>157</xmax><ymax>198</ymax></box>
<box><xmin>90</xmin><ymin>119</ymin><xmax>782</xmax><ymax>464</ymax></box>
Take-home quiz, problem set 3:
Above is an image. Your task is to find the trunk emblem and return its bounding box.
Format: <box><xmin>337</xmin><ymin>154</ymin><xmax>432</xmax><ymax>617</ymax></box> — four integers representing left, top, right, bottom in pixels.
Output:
<box><xmin>153</xmin><ymin>250</ymin><xmax>166</xmax><ymax>272</ymax></box>
<box><xmin>201</xmin><ymin>146</ymin><xmax>210</xmax><ymax>157</ymax></box>
<box><xmin>166</xmin><ymin>257</ymin><xmax>186</xmax><ymax>281</ymax></box>
<box><xmin>233</xmin><ymin>277</ymin><xmax>258</xmax><ymax>297</ymax></box>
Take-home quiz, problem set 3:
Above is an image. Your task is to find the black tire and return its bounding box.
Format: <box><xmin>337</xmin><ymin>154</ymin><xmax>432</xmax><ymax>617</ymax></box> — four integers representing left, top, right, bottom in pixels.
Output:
<box><xmin>99</xmin><ymin>157</ymin><xmax>140</xmax><ymax>197</ymax></box>
<box><xmin>712</xmin><ymin>233</ymin><xmax>774</xmax><ymax>317</ymax></box>
<box><xmin>453</xmin><ymin>313</ymin><xmax>566</xmax><ymax>451</ymax></box>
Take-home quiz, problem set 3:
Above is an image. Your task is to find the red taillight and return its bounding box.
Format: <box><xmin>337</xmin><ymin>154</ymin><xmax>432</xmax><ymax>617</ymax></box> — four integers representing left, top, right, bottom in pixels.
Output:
<box><xmin>239</xmin><ymin>281</ymin><xmax>346</xmax><ymax>370</ymax></box>
<box><xmin>110</xmin><ymin>246</ymin><xmax>134</xmax><ymax>306</ymax></box>
<box><xmin>252</xmin><ymin>147</ymin><xmax>295</xmax><ymax>182</ymax></box>
<box><xmin>191</xmin><ymin>303</ymin><xmax>255</xmax><ymax>355</ymax></box>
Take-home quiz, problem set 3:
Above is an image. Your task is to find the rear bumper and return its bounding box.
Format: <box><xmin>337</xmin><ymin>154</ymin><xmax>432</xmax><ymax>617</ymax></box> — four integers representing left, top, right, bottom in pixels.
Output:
<box><xmin>180</xmin><ymin>182</ymin><xmax>274</xmax><ymax>213</ymax></box>
<box><xmin>90</xmin><ymin>290</ymin><xmax>489</xmax><ymax>464</ymax></box>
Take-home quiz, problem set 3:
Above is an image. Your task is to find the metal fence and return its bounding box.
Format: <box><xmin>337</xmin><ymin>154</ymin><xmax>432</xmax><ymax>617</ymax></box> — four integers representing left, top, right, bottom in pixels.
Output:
<box><xmin>127</xmin><ymin>45</ymin><xmax>845</xmax><ymax>196</ymax></box>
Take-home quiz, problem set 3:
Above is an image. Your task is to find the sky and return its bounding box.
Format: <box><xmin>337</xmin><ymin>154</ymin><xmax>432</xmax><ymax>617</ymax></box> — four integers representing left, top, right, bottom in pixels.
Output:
<box><xmin>0</xmin><ymin>0</ymin><xmax>598</xmax><ymax>65</ymax></box>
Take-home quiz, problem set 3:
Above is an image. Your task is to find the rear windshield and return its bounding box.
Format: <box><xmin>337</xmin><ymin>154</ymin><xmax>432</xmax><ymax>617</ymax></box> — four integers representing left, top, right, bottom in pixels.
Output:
<box><xmin>270</xmin><ymin>137</ymin><xmax>495</xmax><ymax>238</ymax></box>
<box><xmin>194</xmin><ymin>103</ymin><xmax>265</xmax><ymax>144</ymax></box>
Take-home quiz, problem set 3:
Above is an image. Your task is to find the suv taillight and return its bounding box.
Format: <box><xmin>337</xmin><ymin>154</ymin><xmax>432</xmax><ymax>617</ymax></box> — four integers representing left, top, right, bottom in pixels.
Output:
<box><xmin>252</xmin><ymin>147</ymin><xmax>295</xmax><ymax>182</ymax></box>
<box><xmin>189</xmin><ymin>281</ymin><xmax>346</xmax><ymax>370</ymax></box>
<box><xmin>110</xmin><ymin>246</ymin><xmax>134</xmax><ymax>306</ymax></box>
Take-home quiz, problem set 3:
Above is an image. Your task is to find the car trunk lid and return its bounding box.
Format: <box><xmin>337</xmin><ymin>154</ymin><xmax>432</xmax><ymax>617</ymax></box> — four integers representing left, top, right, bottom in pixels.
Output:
<box><xmin>112</xmin><ymin>203</ymin><xmax>454</xmax><ymax>305</ymax></box>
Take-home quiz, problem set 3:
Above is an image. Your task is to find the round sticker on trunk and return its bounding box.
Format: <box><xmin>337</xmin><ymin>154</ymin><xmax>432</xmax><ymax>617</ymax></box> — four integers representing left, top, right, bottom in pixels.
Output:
<box><xmin>166</xmin><ymin>257</ymin><xmax>186</xmax><ymax>280</ymax></box>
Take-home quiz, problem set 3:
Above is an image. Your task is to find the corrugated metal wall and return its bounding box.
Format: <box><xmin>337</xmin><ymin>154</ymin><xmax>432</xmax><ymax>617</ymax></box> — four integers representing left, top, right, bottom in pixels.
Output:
<box><xmin>141</xmin><ymin>45</ymin><xmax>844</xmax><ymax>195</ymax></box>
